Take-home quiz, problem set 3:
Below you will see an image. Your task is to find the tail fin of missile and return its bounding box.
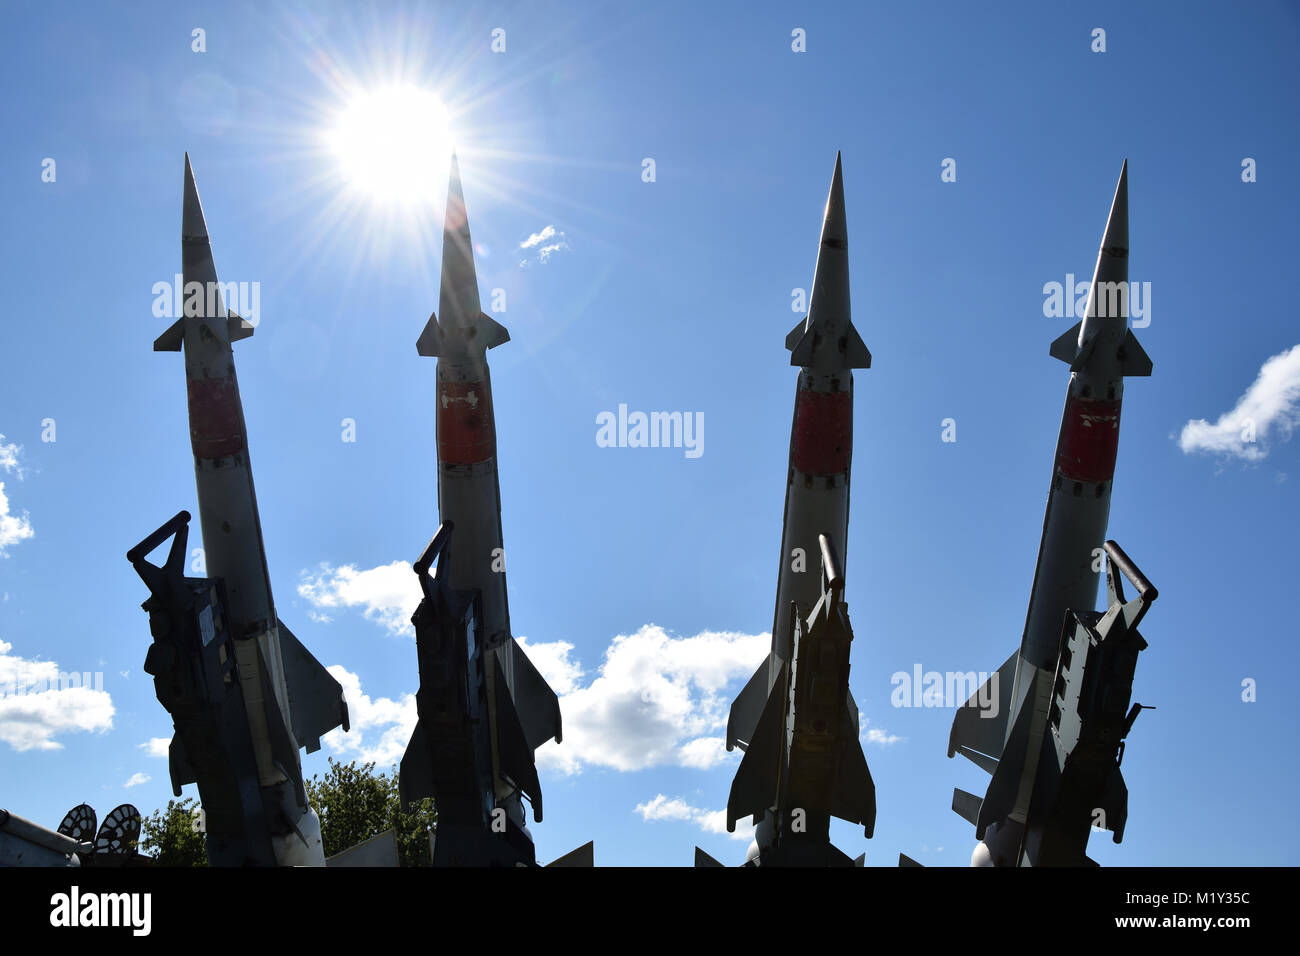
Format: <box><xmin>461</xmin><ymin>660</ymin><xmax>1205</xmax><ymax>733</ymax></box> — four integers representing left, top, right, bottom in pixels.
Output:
<box><xmin>257</xmin><ymin>643</ymin><xmax>309</xmax><ymax>809</ymax></box>
<box><xmin>278</xmin><ymin>617</ymin><xmax>350</xmax><ymax>753</ymax></box>
<box><xmin>973</xmin><ymin>686</ymin><xmax>1039</xmax><ymax>840</ymax></box>
<box><xmin>694</xmin><ymin>846</ymin><xmax>725</xmax><ymax>867</ymax></box>
<box><xmin>491</xmin><ymin>677</ymin><xmax>544</xmax><ymax>821</ymax></box>
<box><xmin>398</xmin><ymin>720</ymin><xmax>434</xmax><ymax>809</ymax></box>
<box><xmin>948</xmin><ymin>650</ymin><xmax>1017</xmax><ymax>768</ymax></box>
<box><xmin>726</xmin><ymin>653</ymin><xmax>771</xmax><ymax>752</ymax></box>
<box><xmin>506</xmin><ymin>638</ymin><xmax>562</xmax><ymax>750</ymax></box>
<box><xmin>830</xmin><ymin>704</ymin><xmax>876</xmax><ymax>837</ymax></box>
<box><xmin>952</xmin><ymin>788</ymin><xmax>984</xmax><ymax>827</ymax></box>
<box><xmin>726</xmin><ymin>660</ymin><xmax>790</xmax><ymax>832</ymax></box>
<box><xmin>168</xmin><ymin>735</ymin><xmax>196</xmax><ymax>795</ymax></box>
<box><xmin>1101</xmin><ymin>766</ymin><xmax>1129</xmax><ymax>842</ymax></box>
<box><xmin>545</xmin><ymin>841</ymin><xmax>595</xmax><ymax>867</ymax></box>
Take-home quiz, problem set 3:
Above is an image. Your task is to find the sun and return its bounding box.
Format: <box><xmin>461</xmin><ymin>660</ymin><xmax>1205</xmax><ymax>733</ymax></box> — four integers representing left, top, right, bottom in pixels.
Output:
<box><xmin>329</xmin><ymin>85</ymin><xmax>452</xmax><ymax>203</ymax></box>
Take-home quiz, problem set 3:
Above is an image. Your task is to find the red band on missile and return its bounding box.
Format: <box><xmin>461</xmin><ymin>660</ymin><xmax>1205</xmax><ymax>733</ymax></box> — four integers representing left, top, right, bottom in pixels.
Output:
<box><xmin>438</xmin><ymin>380</ymin><xmax>495</xmax><ymax>464</ymax></box>
<box><xmin>187</xmin><ymin>376</ymin><xmax>246</xmax><ymax>459</ymax></box>
<box><xmin>1057</xmin><ymin>396</ymin><xmax>1122</xmax><ymax>483</ymax></box>
<box><xmin>791</xmin><ymin>388</ymin><xmax>852</xmax><ymax>475</ymax></box>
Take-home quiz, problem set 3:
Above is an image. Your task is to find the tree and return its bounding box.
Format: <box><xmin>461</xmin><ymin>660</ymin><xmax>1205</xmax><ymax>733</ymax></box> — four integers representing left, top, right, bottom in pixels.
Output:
<box><xmin>306</xmin><ymin>758</ymin><xmax>437</xmax><ymax>867</ymax></box>
<box><xmin>137</xmin><ymin>761</ymin><xmax>436</xmax><ymax>866</ymax></box>
<box><xmin>139</xmin><ymin>797</ymin><xmax>208</xmax><ymax>866</ymax></box>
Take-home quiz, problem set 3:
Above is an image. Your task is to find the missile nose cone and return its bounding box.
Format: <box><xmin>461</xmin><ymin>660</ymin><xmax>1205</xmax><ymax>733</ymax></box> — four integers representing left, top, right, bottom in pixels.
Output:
<box><xmin>438</xmin><ymin>150</ymin><xmax>482</xmax><ymax>332</ymax></box>
<box><xmin>787</xmin><ymin>152</ymin><xmax>870</xmax><ymax>371</ymax></box>
<box><xmin>1100</xmin><ymin>159</ymin><xmax>1128</xmax><ymax>257</ymax></box>
<box><xmin>806</xmin><ymin>152</ymin><xmax>851</xmax><ymax>336</ymax></box>
<box><xmin>182</xmin><ymin>153</ymin><xmax>210</xmax><ymax>243</ymax></box>
<box><xmin>820</xmin><ymin>151</ymin><xmax>848</xmax><ymax>253</ymax></box>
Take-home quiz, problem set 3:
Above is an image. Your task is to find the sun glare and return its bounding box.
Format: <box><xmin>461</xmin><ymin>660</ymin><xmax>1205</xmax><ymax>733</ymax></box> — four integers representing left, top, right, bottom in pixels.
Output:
<box><xmin>329</xmin><ymin>85</ymin><xmax>451</xmax><ymax>202</ymax></box>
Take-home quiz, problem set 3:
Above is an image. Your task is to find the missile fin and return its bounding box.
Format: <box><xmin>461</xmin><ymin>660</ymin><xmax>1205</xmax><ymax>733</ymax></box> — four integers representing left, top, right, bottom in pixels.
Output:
<box><xmin>784</xmin><ymin>318</ymin><xmax>807</xmax><ymax>351</ymax></box>
<box><xmin>227</xmin><ymin>311</ymin><xmax>255</xmax><ymax>343</ymax></box>
<box><xmin>416</xmin><ymin>313</ymin><xmax>441</xmax><ymax>357</ymax></box>
<box><xmin>948</xmin><ymin>650</ymin><xmax>1017</xmax><ymax>763</ymax></box>
<box><xmin>398</xmin><ymin>719</ymin><xmax>435</xmax><ymax>810</ymax></box>
<box><xmin>1049</xmin><ymin>321</ymin><xmax>1082</xmax><ymax>365</ymax></box>
<box><xmin>507</xmin><ymin>638</ymin><xmax>562</xmax><ymax>749</ymax></box>
<box><xmin>546</xmin><ymin>841</ymin><xmax>595</xmax><ymax>867</ymax></box>
<box><xmin>952</xmin><ymin>788</ymin><xmax>984</xmax><ymax>827</ymax></box>
<box><xmin>954</xmin><ymin>745</ymin><xmax>999</xmax><ymax>775</ymax></box>
<box><xmin>1118</xmin><ymin>327</ymin><xmax>1152</xmax><ymax>377</ymax></box>
<box><xmin>694</xmin><ymin>846</ymin><xmax>725</xmax><ymax>867</ymax></box>
<box><xmin>1101</xmin><ymin>765</ymin><xmax>1130</xmax><ymax>843</ymax></box>
<box><xmin>830</xmin><ymin>703</ymin><xmax>876</xmax><ymax>836</ymax></box>
<box><xmin>154</xmin><ymin>318</ymin><xmax>185</xmax><ymax>352</ymax></box>
<box><xmin>898</xmin><ymin>853</ymin><xmax>924</xmax><ymax>867</ymax></box>
<box><xmin>726</xmin><ymin>660</ymin><xmax>789</xmax><ymax>831</ymax></box>
<box><xmin>256</xmin><ymin>644</ymin><xmax>308</xmax><ymax>808</ymax></box>
<box><xmin>973</xmin><ymin>694</ymin><xmax>1035</xmax><ymax>840</ymax></box>
<box><xmin>726</xmin><ymin>654</ymin><xmax>771</xmax><ymax>752</ymax></box>
<box><xmin>492</xmin><ymin>680</ymin><xmax>544</xmax><ymax>822</ymax></box>
<box><xmin>168</xmin><ymin>734</ymin><xmax>196</xmax><ymax>796</ymax></box>
<box><xmin>477</xmin><ymin>311</ymin><xmax>510</xmax><ymax>350</ymax></box>
<box><xmin>787</xmin><ymin>320</ymin><xmax>871</xmax><ymax>370</ymax></box>
<box><xmin>278</xmin><ymin>617</ymin><xmax>350</xmax><ymax>753</ymax></box>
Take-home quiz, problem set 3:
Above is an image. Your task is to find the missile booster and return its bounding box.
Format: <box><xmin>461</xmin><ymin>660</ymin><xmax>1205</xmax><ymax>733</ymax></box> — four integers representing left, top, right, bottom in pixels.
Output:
<box><xmin>400</xmin><ymin>155</ymin><xmax>575</xmax><ymax>865</ymax></box>
<box><xmin>947</xmin><ymin>162</ymin><xmax>1153</xmax><ymax>866</ymax></box>
<box><xmin>130</xmin><ymin>157</ymin><xmax>348</xmax><ymax>866</ymax></box>
<box><xmin>706</xmin><ymin>154</ymin><xmax>875</xmax><ymax>866</ymax></box>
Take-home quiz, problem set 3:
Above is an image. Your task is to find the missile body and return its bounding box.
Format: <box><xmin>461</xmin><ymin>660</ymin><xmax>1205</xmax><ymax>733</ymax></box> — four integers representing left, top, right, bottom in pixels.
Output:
<box><xmin>400</xmin><ymin>156</ymin><xmax>568</xmax><ymax>865</ymax></box>
<box><xmin>131</xmin><ymin>157</ymin><xmax>348</xmax><ymax>867</ymax></box>
<box><xmin>709</xmin><ymin>155</ymin><xmax>874</xmax><ymax>866</ymax></box>
<box><xmin>947</xmin><ymin>163</ymin><xmax>1153</xmax><ymax>866</ymax></box>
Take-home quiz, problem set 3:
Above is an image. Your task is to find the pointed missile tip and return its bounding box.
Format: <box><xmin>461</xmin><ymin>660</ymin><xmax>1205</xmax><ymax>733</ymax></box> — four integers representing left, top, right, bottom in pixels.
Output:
<box><xmin>1100</xmin><ymin>159</ymin><xmax>1129</xmax><ymax>253</ymax></box>
<box><xmin>819</xmin><ymin>152</ymin><xmax>847</xmax><ymax>249</ymax></box>
<box><xmin>181</xmin><ymin>154</ymin><xmax>208</xmax><ymax>242</ymax></box>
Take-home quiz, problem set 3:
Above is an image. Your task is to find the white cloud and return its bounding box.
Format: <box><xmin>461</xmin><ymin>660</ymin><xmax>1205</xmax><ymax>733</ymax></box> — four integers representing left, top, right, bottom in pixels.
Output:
<box><xmin>0</xmin><ymin>434</ymin><xmax>33</xmax><ymax>557</ymax></box>
<box><xmin>515</xmin><ymin>636</ymin><xmax>584</xmax><ymax>695</ymax></box>
<box><xmin>0</xmin><ymin>640</ymin><xmax>114</xmax><ymax>751</ymax></box>
<box><xmin>0</xmin><ymin>484</ymin><xmax>33</xmax><ymax>556</ymax></box>
<box><xmin>535</xmin><ymin>625</ymin><xmax>768</xmax><ymax>775</ymax></box>
<box><xmin>635</xmin><ymin>793</ymin><xmax>754</xmax><ymax>843</ymax></box>
<box><xmin>520</xmin><ymin>225</ymin><xmax>556</xmax><ymax>249</ymax></box>
<box><xmin>859</xmin><ymin>713</ymin><xmax>903</xmax><ymax>746</ymax></box>
<box><xmin>139</xmin><ymin>737</ymin><xmax>170</xmax><ymax>758</ymax></box>
<box><xmin>124</xmin><ymin>772</ymin><xmax>150</xmax><ymax>788</ymax></box>
<box><xmin>1179</xmin><ymin>344</ymin><xmax>1300</xmax><ymax>462</ymax></box>
<box><xmin>518</xmin><ymin>224</ymin><xmax>570</xmax><ymax>264</ymax></box>
<box><xmin>298</xmin><ymin>561</ymin><xmax>417</xmax><ymax>637</ymax></box>
<box><xmin>0</xmin><ymin>435</ymin><xmax>24</xmax><ymax>477</ymax></box>
<box><xmin>320</xmin><ymin>665</ymin><xmax>417</xmax><ymax>769</ymax></box>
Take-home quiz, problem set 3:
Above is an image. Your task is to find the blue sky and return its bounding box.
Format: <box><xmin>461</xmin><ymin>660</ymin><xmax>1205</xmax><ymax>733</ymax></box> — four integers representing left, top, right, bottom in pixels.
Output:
<box><xmin>1</xmin><ymin>1</ymin><xmax>1297</xmax><ymax>866</ymax></box>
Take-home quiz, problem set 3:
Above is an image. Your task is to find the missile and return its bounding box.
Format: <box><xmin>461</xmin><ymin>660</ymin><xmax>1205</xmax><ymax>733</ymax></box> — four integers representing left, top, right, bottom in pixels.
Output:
<box><xmin>400</xmin><ymin>154</ymin><xmax>572</xmax><ymax>865</ymax></box>
<box><xmin>946</xmin><ymin>162</ymin><xmax>1152</xmax><ymax>866</ymax></box>
<box><xmin>705</xmin><ymin>154</ymin><xmax>874</xmax><ymax>867</ymax></box>
<box><xmin>129</xmin><ymin>156</ymin><xmax>348</xmax><ymax>867</ymax></box>
<box><xmin>957</xmin><ymin>541</ymin><xmax>1156</xmax><ymax>866</ymax></box>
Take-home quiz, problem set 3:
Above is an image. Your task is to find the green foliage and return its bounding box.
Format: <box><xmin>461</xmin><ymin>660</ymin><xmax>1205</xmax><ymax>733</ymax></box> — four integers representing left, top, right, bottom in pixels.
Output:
<box><xmin>306</xmin><ymin>758</ymin><xmax>437</xmax><ymax>867</ymax></box>
<box><xmin>139</xmin><ymin>797</ymin><xmax>208</xmax><ymax>867</ymax></box>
